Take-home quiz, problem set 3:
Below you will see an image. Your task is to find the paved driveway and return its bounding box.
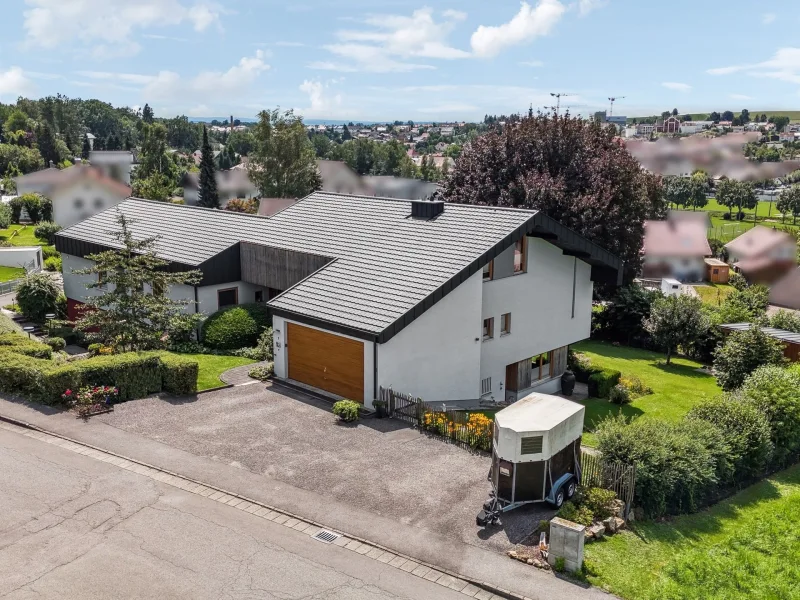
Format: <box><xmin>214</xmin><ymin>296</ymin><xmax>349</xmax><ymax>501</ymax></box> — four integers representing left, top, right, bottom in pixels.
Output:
<box><xmin>97</xmin><ymin>383</ymin><xmax>554</xmax><ymax>553</ymax></box>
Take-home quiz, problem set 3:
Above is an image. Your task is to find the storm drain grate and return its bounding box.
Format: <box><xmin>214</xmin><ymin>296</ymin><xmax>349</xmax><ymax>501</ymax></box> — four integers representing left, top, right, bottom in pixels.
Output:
<box><xmin>313</xmin><ymin>530</ymin><xmax>341</xmax><ymax>544</ymax></box>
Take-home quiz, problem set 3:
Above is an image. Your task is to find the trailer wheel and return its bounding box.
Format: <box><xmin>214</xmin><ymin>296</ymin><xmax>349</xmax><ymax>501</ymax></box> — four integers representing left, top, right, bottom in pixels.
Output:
<box><xmin>566</xmin><ymin>479</ymin><xmax>576</xmax><ymax>499</ymax></box>
<box><xmin>553</xmin><ymin>489</ymin><xmax>565</xmax><ymax>508</ymax></box>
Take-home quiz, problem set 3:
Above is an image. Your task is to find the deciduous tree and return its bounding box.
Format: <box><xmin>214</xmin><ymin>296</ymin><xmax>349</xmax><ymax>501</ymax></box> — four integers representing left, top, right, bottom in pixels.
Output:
<box><xmin>713</xmin><ymin>326</ymin><xmax>785</xmax><ymax>391</ymax></box>
<box><xmin>776</xmin><ymin>184</ymin><xmax>800</xmax><ymax>224</ymax></box>
<box><xmin>644</xmin><ymin>294</ymin><xmax>709</xmax><ymax>364</ymax></box>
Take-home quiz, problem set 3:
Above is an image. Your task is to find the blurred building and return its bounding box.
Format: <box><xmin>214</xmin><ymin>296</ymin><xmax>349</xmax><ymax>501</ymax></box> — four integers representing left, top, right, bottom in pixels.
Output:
<box><xmin>725</xmin><ymin>226</ymin><xmax>797</xmax><ymax>285</ymax></box>
<box><xmin>642</xmin><ymin>219</ymin><xmax>712</xmax><ymax>282</ymax></box>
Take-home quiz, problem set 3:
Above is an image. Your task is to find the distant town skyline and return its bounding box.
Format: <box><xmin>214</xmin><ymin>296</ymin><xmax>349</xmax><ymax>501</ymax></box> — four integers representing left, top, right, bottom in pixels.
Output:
<box><xmin>1</xmin><ymin>0</ymin><xmax>798</xmax><ymax>121</ymax></box>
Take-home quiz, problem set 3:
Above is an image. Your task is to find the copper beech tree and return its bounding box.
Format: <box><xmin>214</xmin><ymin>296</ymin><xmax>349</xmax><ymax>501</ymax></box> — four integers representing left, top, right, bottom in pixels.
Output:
<box><xmin>439</xmin><ymin>112</ymin><xmax>666</xmax><ymax>284</ymax></box>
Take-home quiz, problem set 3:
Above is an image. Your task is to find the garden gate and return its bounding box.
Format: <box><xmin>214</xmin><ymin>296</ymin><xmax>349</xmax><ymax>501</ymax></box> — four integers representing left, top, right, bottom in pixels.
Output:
<box><xmin>580</xmin><ymin>449</ymin><xmax>636</xmax><ymax>518</ymax></box>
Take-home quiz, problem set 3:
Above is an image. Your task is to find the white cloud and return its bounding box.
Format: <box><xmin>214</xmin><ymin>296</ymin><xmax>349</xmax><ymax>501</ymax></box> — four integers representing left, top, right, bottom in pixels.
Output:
<box><xmin>188</xmin><ymin>104</ymin><xmax>212</xmax><ymax>117</ymax></box>
<box><xmin>730</xmin><ymin>93</ymin><xmax>753</xmax><ymax>100</ymax></box>
<box><xmin>662</xmin><ymin>81</ymin><xmax>692</xmax><ymax>92</ymax></box>
<box><xmin>520</xmin><ymin>60</ymin><xmax>545</xmax><ymax>67</ymax></box>
<box><xmin>442</xmin><ymin>9</ymin><xmax>468</xmax><ymax>21</ymax></box>
<box><xmin>143</xmin><ymin>33</ymin><xmax>189</xmax><ymax>42</ymax></box>
<box><xmin>22</xmin><ymin>0</ymin><xmax>222</xmax><ymax>57</ymax></box>
<box><xmin>708</xmin><ymin>47</ymin><xmax>800</xmax><ymax>84</ymax></box>
<box><xmin>762</xmin><ymin>12</ymin><xmax>776</xmax><ymax>25</ymax></box>
<box><xmin>578</xmin><ymin>0</ymin><xmax>607</xmax><ymax>16</ymax></box>
<box><xmin>0</xmin><ymin>67</ymin><xmax>36</xmax><ymax>99</ymax></box>
<box><xmin>471</xmin><ymin>0</ymin><xmax>566</xmax><ymax>58</ymax></box>
<box><xmin>74</xmin><ymin>70</ymin><xmax>157</xmax><ymax>85</ymax></box>
<box><xmin>311</xmin><ymin>8</ymin><xmax>469</xmax><ymax>73</ymax></box>
<box><xmin>297</xmin><ymin>80</ymin><xmax>346</xmax><ymax>118</ymax></box>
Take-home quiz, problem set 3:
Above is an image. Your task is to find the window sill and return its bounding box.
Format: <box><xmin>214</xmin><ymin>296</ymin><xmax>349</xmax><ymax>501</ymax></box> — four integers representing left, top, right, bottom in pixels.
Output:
<box><xmin>500</xmin><ymin>332</ymin><xmax>511</xmax><ymax>337</ymax></box>
<box><xmin>482</xmin><ymin>337</ymin><xmax>493</xmax><ymax>342</ymax></box>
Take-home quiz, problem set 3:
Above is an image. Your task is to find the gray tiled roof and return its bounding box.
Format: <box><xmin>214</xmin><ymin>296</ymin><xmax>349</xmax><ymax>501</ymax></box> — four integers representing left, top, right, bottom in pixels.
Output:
<box><xmin>721</xmin><ymin>322</ymin><xmax>800</xmax><ymax>344</ymax></box>
<box><xmin>56</xmin><ymin>198</ymin><xmax>260</xmax><ymax>266</ymax></box>
<box><xmin>57</xmin><ymin>193</ymin><xmax>620</xmax><ymax>338</ymax></box>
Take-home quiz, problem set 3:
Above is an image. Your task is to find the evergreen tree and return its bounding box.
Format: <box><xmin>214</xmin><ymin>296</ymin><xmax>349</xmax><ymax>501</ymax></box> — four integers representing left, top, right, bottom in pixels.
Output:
<box><xmin>73</xmin><ymin>213</ymin><xmax>203</xmax><ymax>351</ymax></box>
<box><xmin>342</xmin><ymin>124</ymin><xmax>352</xmax><ymax>141</ymax></box>
<box><xmin>37</xmin><ymin>122</ymin><xmax>59</xmax><ymax>166</ymax></box>
<box><xmin>124</xmin><ymin>136</ymin><xmax>133</xmax><ymax>151</ymax></box>
<box><xmin>81</xmin><ymin>134</ymin><xmax>91</xmax><ymax>160</ymax></box>
<box><xmin>142</xmin><ymin>103</ymin><xmax>154</xmax><ymax>124</ymax></box>
<box><xmin>64</xmin><ymin>131</ymin><xmax>75</xmax><ymax>155</ymax></box>
<box><xmin>198</xmin><ymin>125</ymin><xmax>219</xmax><ymax>208</ymax></box>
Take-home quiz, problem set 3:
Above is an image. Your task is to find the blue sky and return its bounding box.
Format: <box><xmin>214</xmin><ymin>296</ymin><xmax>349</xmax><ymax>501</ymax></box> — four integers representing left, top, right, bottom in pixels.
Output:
<box><xmin>0</xmin><ymin>0</ymin><xmax>798</xmax><ymax>121</ymax></box>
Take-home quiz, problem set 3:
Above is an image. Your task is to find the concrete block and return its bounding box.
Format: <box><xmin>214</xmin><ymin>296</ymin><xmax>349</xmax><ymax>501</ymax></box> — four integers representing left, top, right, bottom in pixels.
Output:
<box><xmin>547</xmin><ymin>517</ymin><xmax>585</xmax><ymax>573</ymax></box>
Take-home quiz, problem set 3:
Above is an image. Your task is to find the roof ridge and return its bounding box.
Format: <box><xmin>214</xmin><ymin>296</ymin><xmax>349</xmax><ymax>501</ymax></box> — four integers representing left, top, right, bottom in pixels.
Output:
<box><xmin>124</xmin><ymin>196</ymin><xmax>274</xmax><ymax>221</ymax></box>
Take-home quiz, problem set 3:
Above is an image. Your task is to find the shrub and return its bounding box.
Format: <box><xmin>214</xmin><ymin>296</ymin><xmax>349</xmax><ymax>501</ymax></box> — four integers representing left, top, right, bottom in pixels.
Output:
<box><xmin>739</xmin><ymin>366</ymin><xmax>800</xmax><ymax>466</ymax></box>
<box><xmin>577</xmin><ymin>487</ymin><xmax>618</xmax><ymax>521</ymax></box>
<box><xmin>333</xmin><ymin>400</ymin><xmax>360</xmax><ymax>422</ymax></box>
<box><xmin>713</xmin><ymin>326</ymin><xmax>786</xmax><ymax>391</ymax></box>
<box><xmin>728</xmin><ymin>271</ymin><xmax>747</xmax><ymax>291</ymax></box>
<box><xmin>0</xmin><ymin>202</ymin><xmax>10</xmax><ymax>229</ymax></box>
<box><xmin>596</xmin><ymin>415</ymin><xmax>733</xmax><ymax>518</ymax></box>
<box><xmin>557</xmin><ymin>501</ymin><xmax>594</xmax><ymax>527</ymax></box>
<box><xmin>619</xmin><ymin>374</ymin><xmax>652</xmax><ymax>398</ymax></box>
<box><xmin>15</xmin><ymin>272</ymin><xmax>61</xmax><ymax>321</ymax></box>
<box><xmin>42</xmin><ymin>245</ymin><xmax>60</xmax><ymax>260</ymax></box>
<box><xmin>8</xmin><ymin>197</ymin><xmax>22</xmax><ymax>223</ymax></box>
<box><xmin>609</xmin><ymin>384</ymin><xmax>632</xmax><ymax>405</ymax></box>
<box><xmin>40</xmin><ymin>197</ymin><xmax>53</xmax><ymax>222</ymax></box>
<box><xmin>688</xmin><ymin>395</ymin><xmax>773</xmax><ymax>480</ymax></box>
<box><xmin>46</xmin><ymin>336</ymin><xmax>66</xmax><ymax>351</ymax></box>
<box><xmin>592</xmin><ymin>285</ymin><xmax>661</xmax><ymax>347</ymax></box>
<box><xmin>201</xmin><ymin>303</ymin><xmax>270</xmax><ymax>350</ymax></box>
<box><xmin>568</xmin><ymin>351</ymin><xmax>598</xmax><ymax>383</ymax></box>
<box><xmin>88</xmin><ymin>343</ymin><xmax>103</xmax><ymax>356</ymax></box>
<box><xmin>44</xmin><ymin>255</ymin><xmax>62</xmax><ymax>272</ymax></box>
<box><xmin>20</xmin><ymin>193</ymin><xmax>43</xmax><ymax>223</ymax></box>
<box><xmin>158</xmin><ymin>353</ymin><xmax>199</xmax><ymax>395</ymax></box>
<box><xmin>0</xmin><ymin>333</ymin><xmax>53</xmax><ymax>359</ymax></box>
<box><xmin>249</xmin><ymin>362</ymin><xmax>274</xmax><ymax>381</ymax></box>
<box><xmin>34</xmin><ymin>221</ymin><xmax>62</xmax><ymax>244</ymax></box>
<box><xmin>588</xmin><ymin>369</ymin><xmax>621</xmax><ymax>398</ymax></box>
<box><xmin>224</xmin><ymin>198</ymin><xmax>259</xmax><ymax>214</ymax></box>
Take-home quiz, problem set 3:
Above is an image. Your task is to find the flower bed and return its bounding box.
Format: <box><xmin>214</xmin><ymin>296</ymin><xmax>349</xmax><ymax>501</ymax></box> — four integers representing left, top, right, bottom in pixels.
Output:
<box><xmin>63</xmin><ymin>385</ymin><xmax>119</xmax><ymax>418</ymax></box>
<box><xmin>422</xmin><ymin>411</ymin><xmax>493</xmax><ymax>452</ymax></box>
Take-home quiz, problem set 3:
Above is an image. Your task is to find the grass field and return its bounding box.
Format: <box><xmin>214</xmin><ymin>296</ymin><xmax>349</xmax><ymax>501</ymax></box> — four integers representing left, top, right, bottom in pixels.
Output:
<box><xmin>584</xmin><ymin>463</ymin><xmax>800</xmax><ymax>600</ymax></box>
<box><xmin>0</xmin><ymin>266</ymin><xmax>24</xmax><ymax>282</ymax></box>
<box><xmin>165</xmin><ymin>352</ymin><xmax>256</xmax><ymax>392</ymax></box>
<box><xmin>0</xmin><ymin>224</ymin><xmax>48</xmax><ymax>247</ymax></box>
<box><xmin>692</xmin><ymin>283</ymin><xmax>735</xmax><ymax>306</ymax></box>
<box><xmin>571</xmin><ymin>341</ymin><xmax>720</xmax><ymax>447</ymax></box>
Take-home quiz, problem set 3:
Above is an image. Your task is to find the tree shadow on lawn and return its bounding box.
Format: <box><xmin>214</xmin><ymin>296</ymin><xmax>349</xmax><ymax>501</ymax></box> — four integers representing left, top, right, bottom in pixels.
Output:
<box><xmin>650</xmin><ymin>360</ymin><xmax>715</xmax><ymax>380</ymax></box>
<box><xmin>623</xmin><ymin>474</ymin><xmax>788</xmax><ymax>546</ymax></box>
<box><xmin>580</xmin><ymin>398</ymin><xmax>644</xmax><ymax>435</ymax></box>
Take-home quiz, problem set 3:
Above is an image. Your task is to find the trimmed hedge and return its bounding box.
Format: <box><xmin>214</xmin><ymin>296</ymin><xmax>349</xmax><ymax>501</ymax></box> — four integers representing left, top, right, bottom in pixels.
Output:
<box><xmin>201</xmin><ymin>303</ymin><xmax>271</xmax><ymax>350</ymax></box>
<box><xmin>0</xmin><ymin>333</ymin><xmax>52</xmax><ymax>359</ymax></box>
<box><xmin>588</xmin><ymin>368</ymin><xmax>621</xmax><ymax>399</ymax></box>
<box><xmin>0</xmin><ymin>349</ymin><xmax>199</xmax><ymax>404</ymax></box>
<box><xmin>157</xmin><ymin>353</ymin><xmax>199</xmax><ymax>395</ymax></box>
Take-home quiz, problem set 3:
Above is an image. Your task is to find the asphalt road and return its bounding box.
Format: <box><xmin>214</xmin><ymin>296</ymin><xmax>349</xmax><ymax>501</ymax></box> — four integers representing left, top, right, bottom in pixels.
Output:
<box><xmin>0</xmin><ymin>427</ymin><xmax>469</xmax><ymax>600</ymax></box>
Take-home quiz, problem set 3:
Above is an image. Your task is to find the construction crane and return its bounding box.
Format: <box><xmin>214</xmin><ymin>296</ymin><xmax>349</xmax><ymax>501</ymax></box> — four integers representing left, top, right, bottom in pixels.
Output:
<box><xmin>608</xmin><ymin>96</ymin><xmax>626</xmax><ymax>117</ymax></box>
<box><xmin>549</xmin><ymin>92</ymin><xmax>573</xmax><ymax>114</ymax></box>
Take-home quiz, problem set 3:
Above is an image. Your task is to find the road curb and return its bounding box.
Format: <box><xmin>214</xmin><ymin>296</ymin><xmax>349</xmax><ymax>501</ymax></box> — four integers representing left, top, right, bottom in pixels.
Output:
<box><xmin>0</xmin><ymin>412</ymin><xmax>527</xmax><ymax>600</ymax></box>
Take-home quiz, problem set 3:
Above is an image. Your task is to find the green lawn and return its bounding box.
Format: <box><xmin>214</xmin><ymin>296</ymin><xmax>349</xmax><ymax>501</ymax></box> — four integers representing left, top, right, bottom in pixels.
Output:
<box><xmin>584</xmin><ymin>463</ymin><xmax>800</xmax><ymax>600</ymax></box>
<box><xmin>572</xmin><ymin>341</ymin><xmax>721</xmax><ymax>447</ymax></box>
<box><xmin>164</xmin><ymin>352</ymin><xmax>256</xmax><ymax>391</ymax></box>
<box><xmin>0</xmin><ymin>224</ymin><xmax>48</xmax><ymax>247</ymax></box>
<box><xmin>692</xmin><ymin>283</ymin><xmax>735</xmax><ymax>306</ymax></box>
<box><xmin>0</xmin><ymin>266</ymin><xmax>24</xmax><ymax>282</ymax></box>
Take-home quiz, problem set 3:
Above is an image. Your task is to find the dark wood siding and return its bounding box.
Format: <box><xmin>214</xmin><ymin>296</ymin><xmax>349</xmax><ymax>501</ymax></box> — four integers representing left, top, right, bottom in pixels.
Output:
<box><xmin>240</xmin><ymin>242</ymin><xmax>332</xmax><ymax>291</ymax></box>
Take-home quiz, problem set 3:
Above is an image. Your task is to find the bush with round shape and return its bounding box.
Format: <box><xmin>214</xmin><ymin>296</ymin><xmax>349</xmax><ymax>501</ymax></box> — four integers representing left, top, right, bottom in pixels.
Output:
<box><xmin>42</xmin><ymin>246</ymin><xmax>60</xmax><ymax>260</ymax></box>
<box><xmin>249</xmin><ymin>362</ymin><xmax>274</xmax><ymax>381</ymax></box>
<box><xmin>609</xmin><ymin>383</ymin><xmax>632</xmax><ymax>405</ymax></box>
<box><xmin>19</xmin><ymin>193</ymin><xmax>43</xmax><ymax>223</ymax></box>
<box><xmin>46</xmin><ymin>336</ymin><xmax>66</xmax><ymax>351</ymax></box>
<box><xmin>688</xmin><ymin>395</ymin><xmax>773</xmax><ymax>480</ymax></box>
<box><xmin>15</xmin><ymin>272</ymin><xmax>61</xmax><ymax>322</ymax></box>
<box><xmin>34</xmin><ymin>221</ymin><xmax>62</xmax><ymax>244</ymax></box>
<box><xmin>739</xmin><ymin>365</ymin><xmax>800</xmax><ymax>466</ymax></box>
<box><xmin>713</xmin><ymin>326</ymin><xmax>785</xmax><ymax>391</ymax></box>
<box><xmin>333</xmin><ymin>400</ymin><xmax>360</xmax><ymax>422</ymax></box>
<box><xmin>201</xmin><ymin>303</ymin><xmax>270</xmax><ymax>350</ymax></box>
<box><xmin>557</xmin><ymin>501</ymin><xmax>594</xmax><ymax>527</ymax></box>
<box><xmin>588</xmin><ymin>369</ymin><xmax>621</xmax><ymax>398</ymax></box>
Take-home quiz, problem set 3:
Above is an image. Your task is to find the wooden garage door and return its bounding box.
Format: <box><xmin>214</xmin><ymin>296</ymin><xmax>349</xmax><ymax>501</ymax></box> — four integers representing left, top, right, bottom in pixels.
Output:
<box><xmin>287</xmin><ymin>323</ymin><xmax>364</xmax><ymax>402</ymax></box>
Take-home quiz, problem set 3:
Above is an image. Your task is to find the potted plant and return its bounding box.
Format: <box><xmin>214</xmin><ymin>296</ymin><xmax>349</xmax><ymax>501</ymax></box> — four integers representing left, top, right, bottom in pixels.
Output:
<box><xmin>372</xmin><ymin>398</ymin><xmax>387</xmax><ymax>418</ymax></box>
<box><xmin>332</xmin><ymin>400</ymin><xmax>360</xmax><ymax>423</ymax></box>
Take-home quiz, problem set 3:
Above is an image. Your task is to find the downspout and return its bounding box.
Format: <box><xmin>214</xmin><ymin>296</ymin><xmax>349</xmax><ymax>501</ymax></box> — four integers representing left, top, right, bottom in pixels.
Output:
<box><xmin>373</xmin><ymin>340</ymin><xmax>378</xmax><ymax>401</ymax></box>
<box><xmin>194</xmin><ymin>285</ymin><xmax>200</xmax><ymax>341</ymax></box>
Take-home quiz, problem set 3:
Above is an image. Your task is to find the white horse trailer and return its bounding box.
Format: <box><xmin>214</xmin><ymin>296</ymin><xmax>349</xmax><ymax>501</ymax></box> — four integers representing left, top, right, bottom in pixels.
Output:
<box><xmin>477</xmin><ymin>393</ymin><xmax>585</xmax><ymax>526</ymax></box>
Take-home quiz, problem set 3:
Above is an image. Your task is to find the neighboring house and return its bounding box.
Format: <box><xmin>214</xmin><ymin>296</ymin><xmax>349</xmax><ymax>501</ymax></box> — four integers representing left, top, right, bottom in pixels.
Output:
<box><xmin>88</xmin><ymin>151</ymin><xmax>135</xmax><ymax>185</ymax></box>
<box><xmin>720</xmin><ymin>323</ymin><xmax>800</xmax><ymax>362</ymax></box>
<box><xmin>317</xmin><ymin>160</ymin><xmax>439</xmax><ymax>200</ymax></box>
<box><xmin>724</xmin><ymin>226</ymin><xmax>797</xmax><ymax>285</ymax></box>
<box><xmin>55</xmin><ymin>193</ymin><xmax>622</xmax><ymax>407</ymax></box>
<box><xmin>769</xmin><ymin>267</ymin><xmax>800</xmax><ymax>311</ymax></box>
<box><xmin>641</xmin><ymin>219</ymin><xmax>712</xmax><ymax>282</ymax></box>
<box><xmin>182</xmin><ymin>170</ymin><xmax>259</xmax><ymax>207</ymax></box>
<box><xmin>13</xmin><ymin>166</ymin><xmax>131</xmax><ymax>228</ymax></box>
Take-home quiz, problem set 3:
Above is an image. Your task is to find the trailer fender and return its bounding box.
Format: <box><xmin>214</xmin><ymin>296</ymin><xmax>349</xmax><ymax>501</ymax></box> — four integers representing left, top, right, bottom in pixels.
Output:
<box><xmin>546</xmin><ymin>473</ymin><xmax>576</xmax><ymax>508</ymax></box>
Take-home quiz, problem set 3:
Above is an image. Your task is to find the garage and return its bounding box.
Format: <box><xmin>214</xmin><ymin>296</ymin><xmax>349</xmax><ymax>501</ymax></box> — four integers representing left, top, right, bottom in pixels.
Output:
<box><xmin>286</xmin><ymin>323</ymin><xmax>365</xmax><ymax>401</ymax></box>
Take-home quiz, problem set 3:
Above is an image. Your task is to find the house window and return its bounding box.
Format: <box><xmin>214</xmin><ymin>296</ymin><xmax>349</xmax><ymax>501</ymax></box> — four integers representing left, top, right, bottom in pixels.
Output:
<box><xmin>520</xmin><ymin>436</ymin><xmax>543</xmax><ymax>455</ymax></box>
<box><xmin>94</xmin><ymin>198</ymin><xmax>104</xmax><ymax>209</ymax></box>
<box><xmin>501</xmin><ymin>313</ymin><xmax>511</xmax><ymax>335</ymax></box>
<box><xmin>255</xmin><ymin>290</ymin><xmax>264</xmax><ymax>303</ymax></box>
<box><xmin>482</xmin><ymin>260</ymin><xmax>493</xmax><ymax>282</ymax></box>
<box><xmin>481</xmin><ymin>377</ymin><xmax>492</xmax><ymax>396</ymax></box>
<box><xmin>514</xmin><ymin>238</ymin><xmax>526</xmax><ymax>274</ymax></box>
<box><xmin>713</xmin><ymin>268</ymin><xmax>719</xmax><ymax>275</ymax></box>
<box><xmin>74</xmin><ymin>198</ymin><xmax>85</xmax><ymax>209</ymax></box>
<box><xmin>531</xmin><ymin>351</ymin><xmax>552</xmax><ymax>381</ymax></box>
<box><xmin>483</xmin><ymin>317</ymin><xmax>494</xmax><ymax>340</ymax></box>
<box><xmin>217</xmin><ymin>287</ymin><xmax>238</xmax><ymax>309</ymax></box>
